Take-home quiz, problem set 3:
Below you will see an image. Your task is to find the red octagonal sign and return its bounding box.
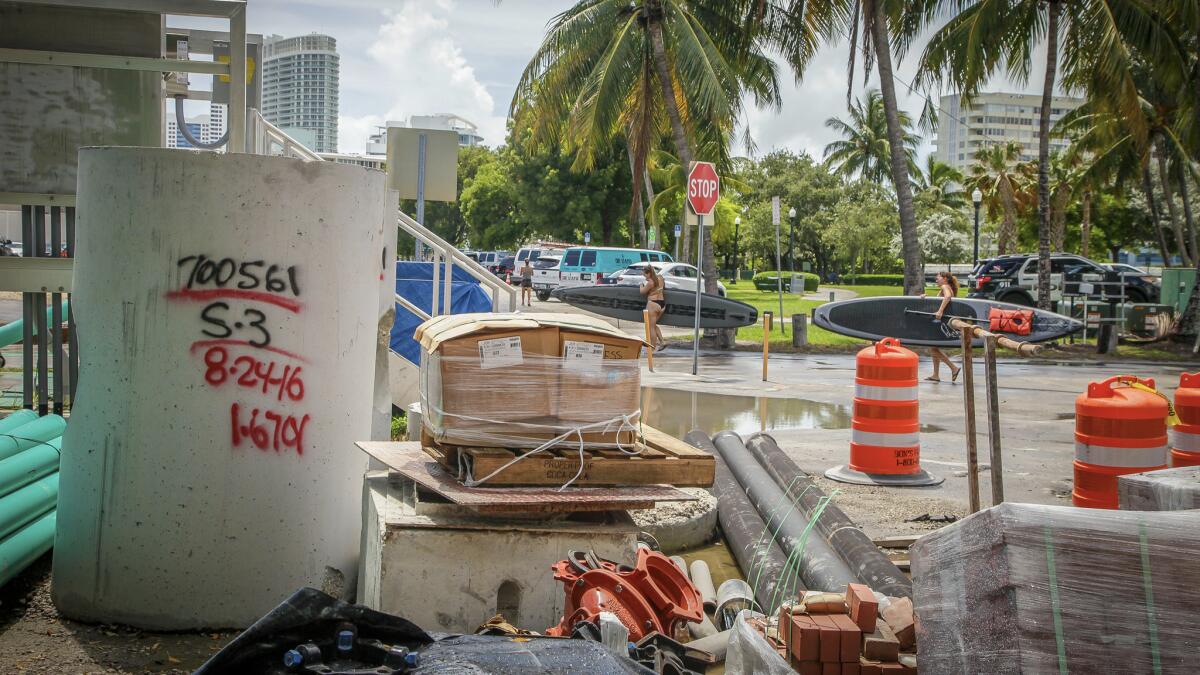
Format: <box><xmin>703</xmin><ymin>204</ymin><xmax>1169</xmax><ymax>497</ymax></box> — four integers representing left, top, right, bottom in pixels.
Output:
<box><xmin>686</xmin><ymin>162</ymin><xmax>720</xmax><ymax>217</ymax></box>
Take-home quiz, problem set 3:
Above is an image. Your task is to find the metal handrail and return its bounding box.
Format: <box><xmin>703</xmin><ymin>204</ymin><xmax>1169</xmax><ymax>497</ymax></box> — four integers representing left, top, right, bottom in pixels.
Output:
<box><xmin>249</xmin><ymin>109</ymin><xmax>322</xmax><ymax>161</ymax></box>
<box><xmin>396</xmin><ymin>209</ymin><xmax>515</xmax><ymax>312</ymax></box>
<box><xmin>395</xmin><ymin>293</ymin><xmax>430</xmax><ymax>321</ymax></box>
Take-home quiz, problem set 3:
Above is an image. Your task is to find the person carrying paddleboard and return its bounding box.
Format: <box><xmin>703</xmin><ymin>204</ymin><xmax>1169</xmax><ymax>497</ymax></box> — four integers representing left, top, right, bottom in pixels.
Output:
<box><xmin>641</xmin><ymin>264</ymin><xmax>666</xmax><ymax>352</ymax></box>
<box><xmin>924</xmin><ymin>271</ymin><xmax>961</xmax><ymax>382</ymax></box>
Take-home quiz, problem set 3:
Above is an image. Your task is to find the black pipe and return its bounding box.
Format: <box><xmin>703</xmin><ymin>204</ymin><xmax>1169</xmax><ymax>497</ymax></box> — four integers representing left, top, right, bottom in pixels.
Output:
<box><xmin>711</xmin><ymin>431</ymin><xmax>857</xmax><ymax>594</ymax></box>
<box><xmin>686</xmin><ymin>431</ymin><xmax>792</xmax><ymax>614</ymax></box>
<box><xmin>20</xmin><ymin>206</ymin><xmax>32</xmax><ymax>411</ymax></box>
<box><xmin>746</xmin><ymin>433</ymin><xmax>912</xmax><ymax>599</ymax></box>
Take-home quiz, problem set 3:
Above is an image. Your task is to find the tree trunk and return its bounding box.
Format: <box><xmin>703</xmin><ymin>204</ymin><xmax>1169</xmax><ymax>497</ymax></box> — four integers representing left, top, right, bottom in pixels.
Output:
<box><xmin>1035</xmin><ymin>0</ymin><xmax>1059</xmax><ymax>310</ymax></box>
<box><xmin>1143</xmin><ymin>165</ymin><xmax>1171</xmax><ymax>264</ymax></box>
<box><xmin>648</xmin><ymin>10</ymin><xmax>698</xmax><ymax>271</ymax></box>
<box><xmin>1178</xmin><ymin>166</ymin><xmax>1197</xmax><ymax>264</ymax></box>
<box><xmin>625</xmin><ymin>142</ymin><xmax>648</xmax><ymax>247</ymax></box>
<box><xmin>866</xmin><ymin>0</ymin><xmax>922</xmax><ymax>295</ymax></box>
<box><xmin>1051</xmin><ymin>187</ymin><xmax>1068</xmax><ymax>252</ymax></box>
<box><xmin>1155</xmin><ymin>133</ymin><xmax>1191</xmax><ymax>266</ymax></box>
<box><xmin>1080</xmin><ymin>188</ymin><xmax>1092</xmax><ymax>258</ymax></box>
<box><xmin>643</xmin><ymin>166</ymin><xmax>658</xmax><ymax>249</ymax></box>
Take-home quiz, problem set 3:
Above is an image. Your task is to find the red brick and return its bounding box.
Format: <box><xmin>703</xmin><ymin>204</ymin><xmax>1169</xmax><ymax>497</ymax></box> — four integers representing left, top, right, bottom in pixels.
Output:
<box><xmin>789</xmin><ymin>615</ymin><xmax>821</xmax><ymax>662</ymax></box>
<box><xmin>880</xmin><ymin>597</ymin><xmax>915</xmax><ymax>650</ymax></box>
<box><xmin>811</xmin><ymin>614</ymin><xmax>841</xmax><ymax>663</ymax></box>
<box><xmin>846</xmin><ymin>583</ymin><xmax>879</xmax><ymax>633</ymax></box>
<box><xmin>829</xmin><ymin>613</ymin><xmax>863</xmax><ymax>663</ymax></box>
<box><xmin>841</xmin><ymin>664</ymin><xmax>861</xmax><ymax>675</ymax></box>
<box><xmin>862</xmin><ymin>621</ymin><xmax>900</xmax><ymax>662</ymax></box>
<box><xmin>823</xmin><ymin>662</ymin><xmax>841</xmax><ymax>675</ymax></box>
<box><xmin>797</xmin><ymin>661</ymin><xmax>821</xmax><ymax>675</ymax></box>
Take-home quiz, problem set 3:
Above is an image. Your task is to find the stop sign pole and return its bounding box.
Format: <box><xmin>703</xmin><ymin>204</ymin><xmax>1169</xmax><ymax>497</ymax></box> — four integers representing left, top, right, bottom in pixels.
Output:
<box><xmin>686</xmin><ymin>162</ymin><xmax>719</xmax><ymax>375</ymax></box>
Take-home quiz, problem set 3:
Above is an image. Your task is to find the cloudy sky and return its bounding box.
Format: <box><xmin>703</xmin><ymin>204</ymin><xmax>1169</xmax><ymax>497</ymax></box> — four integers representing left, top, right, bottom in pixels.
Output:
<box><xmin>175</xmin><ymin>0</ymin><xmax>1050</xmax><ymax>160</ymax></box>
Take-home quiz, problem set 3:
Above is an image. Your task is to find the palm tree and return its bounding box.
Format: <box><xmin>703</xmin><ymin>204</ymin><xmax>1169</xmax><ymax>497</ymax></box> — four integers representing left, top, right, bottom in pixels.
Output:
<box><xmin>908</xmin><ymin>0</ymin><xmax>1176</xmax><ymax>308</ymax></box>
<box><xmin>914</xmin><ymin>155</ymin><xmax>967</xmax><ymax>211</ymax></box>
<box><xmin>822</xmin><ymin>90</ymin><xmax>919</xmax><ymax>185</ymax></box>
<box><xmin>966</xmin><ymin>141</ymin><xmax>1030</xmax><ymax>255</ymax></box>
<box><xmin>511</xmin><ymin>0</ymin><xmax>780</xmax><ymax>293</ymax></box>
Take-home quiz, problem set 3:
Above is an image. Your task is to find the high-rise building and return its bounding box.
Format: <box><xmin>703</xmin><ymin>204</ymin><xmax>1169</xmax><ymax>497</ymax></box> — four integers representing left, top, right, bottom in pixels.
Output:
<box><xmin>364</xmin><ymin>114</ymin><xmax>484</xmax><ymax>156</ymax></box>
<box><xmin>165</xmin><ymin>102</ymin><xmax>228</xmax><ymax>148</ymax></box>
<box><xmin>261</xmin><ymin>33</ymin><xmax>339</xmax><ymax>153</ymax></box>
<box><xmin>934</xmin><ymin>92</ymin><xmax>1084</xmax><ymax>172</ymax></box>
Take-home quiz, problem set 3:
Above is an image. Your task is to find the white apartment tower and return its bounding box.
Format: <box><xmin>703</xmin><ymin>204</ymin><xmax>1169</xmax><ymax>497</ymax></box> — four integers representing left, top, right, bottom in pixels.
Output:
<box><xmin>262</xmin><ymin>33</ymin><xmax>340</xmax><ymax>153</ymax></box>
<box><xmin>934</xmin><ymin>92</ymin><xmax>1084</xmax><ymax>172</ymax></box>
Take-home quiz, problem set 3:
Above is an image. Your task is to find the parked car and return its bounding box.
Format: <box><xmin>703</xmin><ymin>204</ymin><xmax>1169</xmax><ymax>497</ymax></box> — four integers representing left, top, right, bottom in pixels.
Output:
<box><xmin>495</xmin><ymin>256</ymin><xmax>517</xmax><ymax>280</ymax></box>
<box><xmin>969</xmin><ymin>253</ymin><xmax>1160</xmax><ymax>305</ymax></box>
<box><xmin>556</xmin><ymin>246</ymin><xmax>673</xmax><ymax>291</ymax></box>
<box><xmin>476</xmin><ymin>251</ymin><xmax>509</xmax><ymax>270</ymax></box>
<box><xmin>609</xmin><ymin>261</ymin><xmax>727</xmax><ymax>296</ymax></box>
<box><xmin>531</xmin><ymin>255</ymin><xmax>563</xmax><ymax>301</ymax></box>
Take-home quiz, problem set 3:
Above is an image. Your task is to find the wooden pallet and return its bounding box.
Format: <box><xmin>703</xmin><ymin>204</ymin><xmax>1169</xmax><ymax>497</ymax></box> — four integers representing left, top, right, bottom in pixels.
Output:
<box><xmin>422</xmin><ymin>424</ymin><xmax>715</xmax><ymax>488</ymax></box>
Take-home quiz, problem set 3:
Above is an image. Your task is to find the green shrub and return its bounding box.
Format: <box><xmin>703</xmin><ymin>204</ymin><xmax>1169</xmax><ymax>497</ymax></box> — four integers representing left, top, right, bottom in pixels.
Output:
<box><xmin>391</xmin><ymin>413</ymin><xmax>407</xmax><ymax>441</ymax></box>
<box><xmin>752</xmin><ymin>271</ymin><xmax>820</xmax><ymax>292</ymax></box>
<box><xmin>840</xmin><ymin>274</ymin><xmax>905</xmax><ymax>286</ymax></box>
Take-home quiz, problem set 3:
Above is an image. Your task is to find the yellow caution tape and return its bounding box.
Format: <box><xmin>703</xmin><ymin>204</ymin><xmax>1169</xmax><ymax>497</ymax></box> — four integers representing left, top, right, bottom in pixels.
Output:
<box><xmin>1126</xmin><ymin>382</ymin><xmax>1182</xmax><ymax>426</ymax></box>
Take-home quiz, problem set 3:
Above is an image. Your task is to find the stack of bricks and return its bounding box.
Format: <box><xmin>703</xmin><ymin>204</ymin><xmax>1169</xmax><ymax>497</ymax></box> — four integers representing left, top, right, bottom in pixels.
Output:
<box><xmin>777</xmin><ymin>584</ymin><xmax>917</xmax><ymax>674</ymax></box>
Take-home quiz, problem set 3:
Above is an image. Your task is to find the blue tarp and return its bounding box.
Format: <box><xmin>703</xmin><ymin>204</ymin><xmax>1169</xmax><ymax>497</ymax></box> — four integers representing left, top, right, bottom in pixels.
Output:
<box><xmin>391</xmin><ymin>262</ymin><xmax>492</xmax><ymax>365</ymax></box>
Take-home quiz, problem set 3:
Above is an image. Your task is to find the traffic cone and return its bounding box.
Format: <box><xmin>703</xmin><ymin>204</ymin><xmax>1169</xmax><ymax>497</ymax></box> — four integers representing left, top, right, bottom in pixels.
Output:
<box><xmin>826</xmin><ymin>338</ymin><xmax>943</xmax><ymax>486</ymax></box>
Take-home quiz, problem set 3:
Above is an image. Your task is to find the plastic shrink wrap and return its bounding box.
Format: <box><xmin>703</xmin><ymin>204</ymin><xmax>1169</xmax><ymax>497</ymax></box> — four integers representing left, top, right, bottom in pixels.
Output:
<box><xmin>911</xmin><ymin>502</ymin><xmax>1200</xmax><ymax>674</ymax></box>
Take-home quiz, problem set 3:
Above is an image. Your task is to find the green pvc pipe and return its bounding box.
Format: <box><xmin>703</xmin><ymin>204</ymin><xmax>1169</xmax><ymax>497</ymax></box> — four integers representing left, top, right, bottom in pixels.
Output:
<box><xmin>0</xmin><ymin>510</ymin><xmax>54</xmax><ymax>587</ymax></box>
<box><xmin>0</xmin><ymin>415</ymin><xmax>66</xmax><ymax>463</ymax></box>
<box><xmin>0</xmin><ymin>437</ymin><xmax>60</xmax><ymax>499</ymax></box>
<box><xmin>0</xmin><ymin>473</ymin><xmax>57</xmax><ymax>541</ymax></box>
<box><xmin>0</xmin><ymin>300</ymin><xmax>69</xmax><ymax>349</ymax></box>
<box><xmin>0</xmin><ymin>410</ymin><xmax>38</xmax><ymax>435</ymax></box>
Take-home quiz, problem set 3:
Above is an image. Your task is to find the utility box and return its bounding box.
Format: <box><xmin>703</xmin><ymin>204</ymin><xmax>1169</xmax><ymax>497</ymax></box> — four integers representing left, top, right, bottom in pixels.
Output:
<box><xmin>1162</xmin><ymin>268</ymin><xmax>1196</xmax><ymax>314</ymax></box>
<box><xmin>358</xmin><ymin>472</ymin><xmax>637</xmax><ymax>633</ymax></box>
<box><xmin>1124</xmin><ymin>303</ymin><xmax>1174</xmax><ymax>337</ymax></box>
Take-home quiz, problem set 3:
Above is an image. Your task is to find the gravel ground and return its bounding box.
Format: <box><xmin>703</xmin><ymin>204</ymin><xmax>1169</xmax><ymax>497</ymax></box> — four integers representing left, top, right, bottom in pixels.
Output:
<box><xmin>0</xmin><ymin>557</ymin><xmax>234</xmax><ymax>674</ymax></box>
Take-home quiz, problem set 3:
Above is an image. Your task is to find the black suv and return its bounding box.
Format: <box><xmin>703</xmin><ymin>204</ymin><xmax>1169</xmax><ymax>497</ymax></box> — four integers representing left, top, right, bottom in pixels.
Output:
<box><xmin>969</xmin><ymin>253</ymin><xmax>1160</xmax><ymax>305</ymax></box>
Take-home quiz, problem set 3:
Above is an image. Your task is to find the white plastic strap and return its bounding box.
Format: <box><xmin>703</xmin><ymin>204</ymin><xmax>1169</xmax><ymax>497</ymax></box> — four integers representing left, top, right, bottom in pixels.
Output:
<box><xmin>1169</xmin><ymin>428</ymin><xmax>1200</xmax><ymax>453</ymax></box>
<box><xmin>1074</xmin><ymin>441</ymin><xmax>1167</xmax><ymax>468</ymax></box>
<box><xmin>851</xmin><ymin>428</ymin><xmax>919</xmax><ymax>448</ymax></box>
<box><xmin>855</xmin><ymin>384</ymin><xmax>917</xmax><ymax>401</ymax></box>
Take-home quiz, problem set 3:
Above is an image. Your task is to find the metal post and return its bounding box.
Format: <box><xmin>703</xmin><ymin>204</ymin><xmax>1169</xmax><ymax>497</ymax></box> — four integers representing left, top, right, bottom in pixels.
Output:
<box><xmin>788</xmin><ymin>216</ymin><xmax>795</xmax><ymax>275</ymax></box>
<box><xmin>431</xmin><ymin>249</ymin><xmax>441</xmax><ymax>316</ymax></box>
<box><xmin>20</xmin><ymin>206</ymin><xmax>32</xmax><ymax>411</ymax></box>
<box><xmin>50</xmin><ymin>207</ymin><xmax>63</xmax><ymax>415</ymax></box>
<box><xmin>972</xmin><ymin>202</ymin><xmax>981</xmax><ymax>265</ymax></box>
<box><xmin>443</xmin><ymin>254</ymin><xmax>453</xmax><ymax>315</ymax></box>
<box><xmin>983</xmin><ymin>335</ymin><xmax>1004</xmax><ymax>505</ymax></box>
<box><xmin>674</xmin><ymin>224</ymin><xmax>680</xmax><ymax>261</ymax></box>
<box><xmin>691</xmin><ymin>214</ymin><xmax>703</xmax><ymax>375</ymax></box>
<box><xmin>960</xmin><ymin>329</ymin><xmax>980</xmax><ymax>514</ymax></box>
<box><xmin>643</xmin><ymin>310</ymin><xmax>654</xmax><ymax>372</ymax></box>
<box><xmin>415</xmin><ymin>132</ymin><xmax>427</xmax><ymax>260</ymax></box>
<box><xmin>33</xmin><ymin>207</ymin><xmax>47</xmax><ymax>416</ymax></box>
<box><xmin>228</xmin><ymin>5</ymin><xmax>247</xmax><ymax>153</ymax></box>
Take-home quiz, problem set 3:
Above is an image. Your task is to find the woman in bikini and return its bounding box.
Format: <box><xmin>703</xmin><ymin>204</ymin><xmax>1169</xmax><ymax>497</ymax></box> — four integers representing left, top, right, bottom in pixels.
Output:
<box><xmin>926</xmin><ymin>271</ymin><xmax>962</xmax><ymax>382</ymax></box>
<box><xmin>641</xmin><ymin>264</ymin><xmax>666</xmax><ymax>352</ymax></box>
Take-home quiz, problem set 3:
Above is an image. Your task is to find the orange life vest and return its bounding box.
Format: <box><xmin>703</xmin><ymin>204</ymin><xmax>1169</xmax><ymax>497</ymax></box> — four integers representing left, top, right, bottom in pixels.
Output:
<box><xmin>988</xmin><ymin>308</ymin><xmax>1034</xmax><ymax>335</ymax></box>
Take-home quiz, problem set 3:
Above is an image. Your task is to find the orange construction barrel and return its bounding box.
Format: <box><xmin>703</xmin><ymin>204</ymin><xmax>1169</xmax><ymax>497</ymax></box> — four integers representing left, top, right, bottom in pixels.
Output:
<box><xmin>826</xmin><ymin>338</ymin><xmax>942</xmax><ymax>487</ymax></box>
<box><xmin>1171</xmin><ymin>372</ymin><xmax>1200</xmax><ymax>467</ymax></box>
<box><xmin>1073</xmin><ymin>375</ymin><xmax>1169</xmax><ymax>509</ymax></box>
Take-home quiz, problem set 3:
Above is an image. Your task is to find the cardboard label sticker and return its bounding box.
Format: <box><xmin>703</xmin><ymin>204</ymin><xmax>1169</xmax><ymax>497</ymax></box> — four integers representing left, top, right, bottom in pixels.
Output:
<box><xmin>478</xmin><ymin>336</ymin><xmax>523</xmax><ymax>370</ymax></box>
<box><xmin>564</xmin><ymin>341</ymin><xmax>604</xmax><ymax>371</ymax></box>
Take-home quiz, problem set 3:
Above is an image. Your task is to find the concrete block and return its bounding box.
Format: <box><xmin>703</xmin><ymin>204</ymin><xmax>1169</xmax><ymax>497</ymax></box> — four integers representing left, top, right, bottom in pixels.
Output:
<box><xmin>358</xmin><ymin>472</ymin><xmax>637</xmax><ymax>634</ymax></box>
<box><xmin>1117</xmin><ymin>466</ymin><xmax>1200</xmax><ymax>511</ymax></box>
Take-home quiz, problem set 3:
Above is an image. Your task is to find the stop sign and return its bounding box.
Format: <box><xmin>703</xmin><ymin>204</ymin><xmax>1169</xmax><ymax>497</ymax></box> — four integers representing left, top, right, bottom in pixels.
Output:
<box><xmin>686</xmin><ymin>162</ymin><xmax>720</xmax><ymax>217</ymax></box>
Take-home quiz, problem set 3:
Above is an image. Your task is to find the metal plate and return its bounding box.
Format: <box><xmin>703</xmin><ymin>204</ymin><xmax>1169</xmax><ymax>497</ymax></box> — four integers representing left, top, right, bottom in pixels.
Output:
<box><xmin>356</xmin><ymin>441</ymin><xmax>696</xmax><ymax>514</ymax></box>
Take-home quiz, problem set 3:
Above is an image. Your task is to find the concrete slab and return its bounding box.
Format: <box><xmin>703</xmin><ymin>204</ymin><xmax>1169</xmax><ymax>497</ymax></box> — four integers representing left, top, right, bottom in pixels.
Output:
<box><xmin>639</xmin><ymin>351</ymin><xmax>1189</xmax><ymax>537</ymax></box>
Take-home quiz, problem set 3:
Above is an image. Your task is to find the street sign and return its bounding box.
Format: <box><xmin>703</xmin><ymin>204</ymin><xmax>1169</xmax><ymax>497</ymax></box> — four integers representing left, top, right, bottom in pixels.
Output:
<box><xmin>674</xmin><ymin>223</ymin><xmax>682</xmax><ymax>237</ymax></box>
<box><xmin>686</xmin><ymin>162</ymin><xmax>719</xmax><ymax>217</ymax></box>
<box><xmin>584</xmin><ymin>231</ymin><xmax>591</xmax><ymax>244</ymax></box>
<box><xmin>648</xmin><ymin>226</ymin><xmax>657</xmax><ymax>248</ymax></box>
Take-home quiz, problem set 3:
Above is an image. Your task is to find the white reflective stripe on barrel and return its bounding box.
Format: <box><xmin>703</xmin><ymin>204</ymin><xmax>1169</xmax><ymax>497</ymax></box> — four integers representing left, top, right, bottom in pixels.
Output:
<box><xmin>855</xmin><ymin>384</ymin><xmax>918</xmax><ymax>401</ymax></box>
<box><xmin>851</xmin><ymin>428</ymin><xmax>919</xmax><ymax>448</ymax></box>
<box><xmin>1169</xmin><ymin>428</ymin><xmax>1200</xmax><ymax>453</ymax></box>
<box><xmin>1074</xmin><ymin>441</ymin><xmax>1167</xmax><ymax>468</ymax></box>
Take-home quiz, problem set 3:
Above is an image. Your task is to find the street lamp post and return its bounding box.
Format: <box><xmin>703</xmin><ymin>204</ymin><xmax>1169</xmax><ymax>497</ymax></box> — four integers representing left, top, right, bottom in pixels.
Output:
<box><xmin>787</xmin><ymin>207</ymin><xmax>797</xmax><ymax>274</ymax></box>
<box><xmin>733</xmin><ymin>216</ymin><xmax>741</xmax><ymax>284</ymax></box>
<box><xmin>972</xmin><ymin>188</ymin><xmax>983</xmax><ymax>265</ymax></box>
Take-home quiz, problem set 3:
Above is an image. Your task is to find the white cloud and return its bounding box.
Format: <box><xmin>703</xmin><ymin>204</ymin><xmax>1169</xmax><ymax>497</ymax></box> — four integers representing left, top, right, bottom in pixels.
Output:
<box><xmin>337</xmin><ymin>0</ymin><xmax>504</xmax><ymax>153</ymax></box>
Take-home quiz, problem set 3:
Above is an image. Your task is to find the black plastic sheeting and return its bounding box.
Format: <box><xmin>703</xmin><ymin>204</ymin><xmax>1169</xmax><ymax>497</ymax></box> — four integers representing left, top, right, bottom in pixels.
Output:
<box><xmin>197</xmin><ymin>588</ymin><xmax>652</xmax><ymax>674</ymax></box>
<box><xmin>710</xmin><ymin>431</ymin><xmax>858</xmax><ymax>593</ymax></box>
<box><xmin>687</xmin><ymin>431</ymin><xmax>793</xmax><ymax>613</ymax></box>
<box><xmin>745</xmin><ymin>433</ymin><xmax>911</xmax><ymax>598</ymax></box>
